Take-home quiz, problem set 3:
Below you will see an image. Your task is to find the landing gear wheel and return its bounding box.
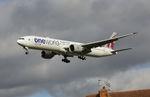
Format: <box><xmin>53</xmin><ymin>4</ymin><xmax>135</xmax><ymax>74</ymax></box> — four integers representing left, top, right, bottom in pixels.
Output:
<box><xmin>25</xmin><ymin>52</ymin><xmax>29</xmax><ymax>55</ymax></box>
<box><xmin>78</xmin><ymin>56</ymin><xmax>86</xmax><ymax>60</ymax></box>
<box><xmin>62</xmin><ymin>59</ymin><xmax>70</xmax><ymax>63</ymax></box>
<box><xmin>62</xmin><ymin>55</ymin><xmax>70</xmax><ymax>63</ymax></box>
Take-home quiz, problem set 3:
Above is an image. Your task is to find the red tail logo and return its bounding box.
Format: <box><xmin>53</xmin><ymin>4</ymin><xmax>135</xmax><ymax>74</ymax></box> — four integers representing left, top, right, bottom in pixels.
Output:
<box><xmin>105</xmin><ymin>32</ymin><xmax>117</xmax><ymax>49</ymax></box>
<box><xmin>107</xmin><ymin>42</ymin><xmax>115</xmax><ymax>49</ymax></box>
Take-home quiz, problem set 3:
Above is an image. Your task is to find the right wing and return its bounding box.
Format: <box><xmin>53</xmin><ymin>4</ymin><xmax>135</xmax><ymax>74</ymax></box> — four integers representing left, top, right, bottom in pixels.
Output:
<box><xmin>82</xmin><ymin>32</ymin><xmax>137</xmax><ymax>49</ymax></box>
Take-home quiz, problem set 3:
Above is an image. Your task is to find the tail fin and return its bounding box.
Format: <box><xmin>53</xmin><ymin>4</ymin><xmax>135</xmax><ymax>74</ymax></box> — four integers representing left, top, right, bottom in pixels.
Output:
<box><xmin>105</xmin><ymin>32</ymin><xmax>117</xmax><ymax>49</ymax></box>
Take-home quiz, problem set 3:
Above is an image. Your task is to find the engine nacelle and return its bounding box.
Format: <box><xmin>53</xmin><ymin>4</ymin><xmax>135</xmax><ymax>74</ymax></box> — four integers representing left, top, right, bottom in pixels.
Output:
<box><xmin>69</xmin><ymin>44</ymin><xmax>84</xmax><ymax>53</ymax></box>
<box><xmin>41</xmin><ymin>51</ymin><xmax>55</xmax><ymax>59</ymax></box>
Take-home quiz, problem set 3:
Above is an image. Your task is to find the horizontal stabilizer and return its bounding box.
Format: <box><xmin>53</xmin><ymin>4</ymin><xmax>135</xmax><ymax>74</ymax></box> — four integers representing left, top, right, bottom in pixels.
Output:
<box><xmin>112</xmin><ymin>48</ymin><xmax>132</xmax><ymax>53</ymax></box>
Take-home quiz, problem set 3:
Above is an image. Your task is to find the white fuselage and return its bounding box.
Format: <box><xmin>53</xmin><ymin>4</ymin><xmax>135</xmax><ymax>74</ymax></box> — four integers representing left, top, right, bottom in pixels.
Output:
<box><xmin>17</xmin><ymin>36</ymin><xmax>114</xmax><ymax>57</ymax></box>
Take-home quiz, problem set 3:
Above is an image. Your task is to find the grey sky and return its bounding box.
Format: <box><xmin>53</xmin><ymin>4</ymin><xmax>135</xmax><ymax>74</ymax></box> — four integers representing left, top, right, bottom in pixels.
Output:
<box><xmin>0</xmin><ymin>0</ymin><xmax>150</xmax><ymax>97</ymax></box>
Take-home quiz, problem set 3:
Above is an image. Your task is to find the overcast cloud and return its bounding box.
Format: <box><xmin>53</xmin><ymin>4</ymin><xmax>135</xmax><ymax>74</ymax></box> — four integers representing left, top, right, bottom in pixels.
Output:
<box><xmin>0</xmin><ymin>0</ymin><xmax>150</xmax><ymax>97</ymax></box>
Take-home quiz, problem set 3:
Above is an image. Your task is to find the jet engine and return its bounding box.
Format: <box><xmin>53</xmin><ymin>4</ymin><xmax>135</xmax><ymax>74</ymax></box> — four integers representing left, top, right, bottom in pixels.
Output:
<box><xmin>69</xmin><ymin>44</ymin><xmax>84</xmax><ymax>53</ymax></box>
<box><xmin>41</xmin><ymin>51</ymin><xmax>56</xmax><ymax>59</ymax></box>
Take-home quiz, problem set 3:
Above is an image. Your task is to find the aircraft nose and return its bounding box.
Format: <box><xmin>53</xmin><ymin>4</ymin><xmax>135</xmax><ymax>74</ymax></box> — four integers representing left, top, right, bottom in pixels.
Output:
<box><xmin>17</xmin><ymin>40</ymin><xmax>20</xmax><ymax>44</ymax></box>
<box><xmin>17</xmin><ymin>39</ymin><xmax>22</xmax><ymax>45</ymax></box>
<box><xmin>17</xmin><ymin>37</ymin><xmax>26</xmax><ymax>46</ymax></box>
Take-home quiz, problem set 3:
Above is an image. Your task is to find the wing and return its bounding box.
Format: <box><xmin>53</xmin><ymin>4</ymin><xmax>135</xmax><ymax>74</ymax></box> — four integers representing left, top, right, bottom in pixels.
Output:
<box><xmin>82</xmin><ymin>32</ymin><xmax>137</xmax><ymax>49</ymax></box>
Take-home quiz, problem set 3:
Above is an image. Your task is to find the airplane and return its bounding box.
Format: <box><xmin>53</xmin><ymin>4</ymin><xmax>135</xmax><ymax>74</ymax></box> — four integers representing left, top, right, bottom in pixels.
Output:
<box><xmin>17</xmin><ymin>32</ymin><xmax>137</xmax><ymax>63</ymax></box>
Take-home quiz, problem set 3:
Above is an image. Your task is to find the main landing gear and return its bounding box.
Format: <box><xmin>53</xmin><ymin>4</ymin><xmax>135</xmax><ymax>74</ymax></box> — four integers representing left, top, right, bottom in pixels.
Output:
<box><xmin>23</xmin><ymin>47</ymin><xmax>29</xmax><ymax>55</ymax></box>
<box><xmin>78</xmin><ymin>56</ymin><xmax>86</xmax><ymax>60</ymax></box>
<box><xmin>62</xmin><ymin>56</ymin><xmax>86</xmax><ymax>63</ymax></box>
<box><xmin>62</xmin><ymin>55</ymin><xmax>70</xmax><ymax>63</ymax></box>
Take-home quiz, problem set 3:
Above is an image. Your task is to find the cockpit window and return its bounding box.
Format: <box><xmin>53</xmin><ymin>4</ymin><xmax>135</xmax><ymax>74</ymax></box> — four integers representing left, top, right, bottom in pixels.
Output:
<box><xmin>19</xmin><ymin>38</ymin><xmax>25</xmax><ymax>40</ymax></box>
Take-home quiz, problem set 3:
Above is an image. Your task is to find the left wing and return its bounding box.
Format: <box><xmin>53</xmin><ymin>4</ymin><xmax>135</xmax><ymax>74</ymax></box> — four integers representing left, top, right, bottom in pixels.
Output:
<box><xmin>82</xmin><ymin>32</ymin><xmax>137</xmax><ymax>49</ymax></box>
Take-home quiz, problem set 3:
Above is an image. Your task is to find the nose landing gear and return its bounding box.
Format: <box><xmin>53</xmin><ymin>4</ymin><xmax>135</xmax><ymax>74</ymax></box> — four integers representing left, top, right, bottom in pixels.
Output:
<box><xmin>23</xmin><ymin>47</ymin><xmax>29</xmax><ymax>55</ymax></box>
